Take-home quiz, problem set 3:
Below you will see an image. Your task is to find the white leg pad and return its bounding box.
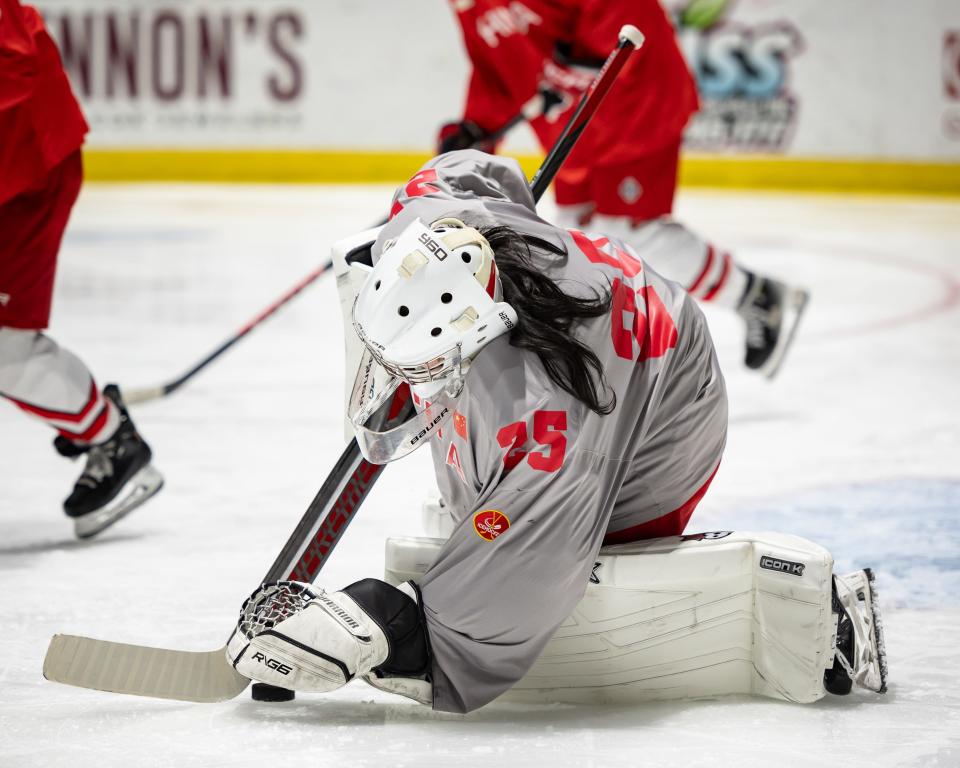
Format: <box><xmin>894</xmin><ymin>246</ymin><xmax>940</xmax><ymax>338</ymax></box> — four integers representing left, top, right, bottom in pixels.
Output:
<box><xmin>385</xmin><ymin>531</ymin><xmax>835</xmax><ymax>705</ymax></box>
<box><xmin>421</xmin><ymin>492</ymin><xmax>456</xmax><ymax>538</ymax></box>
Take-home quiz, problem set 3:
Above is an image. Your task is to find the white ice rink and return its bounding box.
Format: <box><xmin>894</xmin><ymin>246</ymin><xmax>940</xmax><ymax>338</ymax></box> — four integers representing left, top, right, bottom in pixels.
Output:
<box><xmin>1</xmin><ymin>182</ymin><xmax>959</xmax><ymax>767</ymax></box>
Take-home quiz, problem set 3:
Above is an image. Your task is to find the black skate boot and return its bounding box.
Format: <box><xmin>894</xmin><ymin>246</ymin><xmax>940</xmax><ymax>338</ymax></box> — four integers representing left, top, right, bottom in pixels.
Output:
<box><xmin>61</xmin><ymin>384</ymin><xmax>163</xmax><ymax>539</ymax></box>
<box><xmin>824</xmin><ymin>585</ymin><xmax>855</xmax><ymax>695</ymax></box>
<box><xmin>824</xmin><ymin>569</ymin><xmax>888</xmax><ymax>695</ymax></box>
<box><xmin>736</xmin><ymin>274</ymin><xmax>809</xmax><ymax>378</ymax></box>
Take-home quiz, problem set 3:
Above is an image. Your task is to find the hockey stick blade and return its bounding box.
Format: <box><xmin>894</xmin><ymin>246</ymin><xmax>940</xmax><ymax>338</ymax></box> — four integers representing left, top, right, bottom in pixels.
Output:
<box><xmin>43</xmin><ymin>634</ymin><xmax>248</xmax><ymax>703</ymax></box>
<box><xmin>42</xmin><ymin>435</ymin><xmax>387</xmax><ymax>703</ymax></box>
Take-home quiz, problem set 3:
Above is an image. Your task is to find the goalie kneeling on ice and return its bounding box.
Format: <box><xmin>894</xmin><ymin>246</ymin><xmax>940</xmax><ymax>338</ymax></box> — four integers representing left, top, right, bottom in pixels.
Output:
<box><xmin>386</xmin><ymin>531</ymin><xmax>836</xmax><ymax>704</ymax></box>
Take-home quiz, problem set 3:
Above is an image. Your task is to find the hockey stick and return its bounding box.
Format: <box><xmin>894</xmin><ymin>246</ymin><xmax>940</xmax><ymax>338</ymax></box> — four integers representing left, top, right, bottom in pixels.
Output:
<box><xmin>121</xmin><ymin>89</ymin><xmax>562</xmax><ymax>407</ymax></box>
<box><xmin>43</xmin><ymin>427</ymin><xmax>391</xmax><ymax>702</ymax></box>
<box><xmin>122</xmin><ymin>266</ymin><xmax>331</xmax><ymax>405</ymax></box>
<box><xmin>42</xmin><ymin>25</ymin><xmax>644</xmax><ymax>703</ymax></box>
<box><xmin>531</xmin><ymin>26</ymin><xmax>643</xmax><ymax>200</ymax></box>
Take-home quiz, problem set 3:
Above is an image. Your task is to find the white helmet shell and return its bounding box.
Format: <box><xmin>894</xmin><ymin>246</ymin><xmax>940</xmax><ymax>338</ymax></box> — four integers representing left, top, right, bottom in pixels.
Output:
<box><xmin>354</xmin><ymin>217</ymin><xmax>516</xmax><ymax>386</ymax></box>
<box><xmin>349</xmin><ymin>217</ymin><xmax>517</xmax><ymax>462</ymax></box>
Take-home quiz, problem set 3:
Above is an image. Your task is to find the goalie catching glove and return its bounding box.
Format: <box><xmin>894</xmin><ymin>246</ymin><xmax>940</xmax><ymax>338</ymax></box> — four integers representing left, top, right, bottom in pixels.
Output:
<box><xmin>226</xmin><ymin>579</ymin><xmax>432</xmax><ymax>701</ymax></box>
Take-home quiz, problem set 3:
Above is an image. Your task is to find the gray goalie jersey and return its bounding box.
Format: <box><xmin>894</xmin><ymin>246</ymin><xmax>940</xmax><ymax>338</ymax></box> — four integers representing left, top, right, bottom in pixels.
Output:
<box><xmin>373</xmin><ymin>151</ymin><xmax>727</xmax><ymax>713</ymax></box>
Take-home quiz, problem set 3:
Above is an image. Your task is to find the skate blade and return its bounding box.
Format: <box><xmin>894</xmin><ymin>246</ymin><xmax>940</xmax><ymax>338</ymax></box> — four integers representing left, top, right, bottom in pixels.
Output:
<box><xmin>864</xmin><ymin>568</ymin><xmax>889</xmax><ymax>694</ymax></box>
<box><xmin>761</xmin><ymin>287</ymin><xmax>810</xmax><ymax>379</ymax></box>
<box><xmin>74</xmin><ymin>464</ymin><xmax>164</xmax><ymax>539</ymax></box>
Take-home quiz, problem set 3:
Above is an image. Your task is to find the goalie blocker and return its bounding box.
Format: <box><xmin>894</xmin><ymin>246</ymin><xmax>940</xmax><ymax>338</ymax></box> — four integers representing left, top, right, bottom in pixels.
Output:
<box><xmin>227</xmin><ymin>531</ymin><xmax>887</xmax><ymax>709</ymax></box>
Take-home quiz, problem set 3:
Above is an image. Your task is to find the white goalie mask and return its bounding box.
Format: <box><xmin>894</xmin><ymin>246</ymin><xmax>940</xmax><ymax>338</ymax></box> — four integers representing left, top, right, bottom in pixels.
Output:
<box><xmin>349</xmin><ymin>217</ymin><xmax>517</xmax><ymax>463</ymax></box>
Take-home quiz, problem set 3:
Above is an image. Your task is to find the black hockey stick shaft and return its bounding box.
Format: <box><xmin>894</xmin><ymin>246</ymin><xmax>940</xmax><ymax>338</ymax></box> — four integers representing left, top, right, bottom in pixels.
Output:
<box><xmin>121</xmin><ymin>93</ymin><xmax>560</xmax><ymax>407</ymax></box>
<box><xmin>531</xmin><ymin>25</ymin><xmax>644</xmax><ymax>201</ymax></box>
<box><xmin>272</xmin><ymin>432</ymin><xmax>383</xmax><ymax>582</ymax></box>
<box><xmin>272</xmin><ymin>24</ymin><xmax>645</xmax><ymax>587</ymax></box>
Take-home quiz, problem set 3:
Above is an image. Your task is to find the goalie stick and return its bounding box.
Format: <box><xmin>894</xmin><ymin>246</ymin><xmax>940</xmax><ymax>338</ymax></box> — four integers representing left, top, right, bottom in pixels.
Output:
<box><xmin>43</xmin><ymin>433</ymin><xmax>388</xmax><ymax>702</ymax></box>
<box><xmin>121</xmin><ymin>88</ymin><xmax>564</xmax><ymax>407</ymax></box>
<box><xmin>42</xmin><ymin>25</ymin><xmax>645</xmax><ymax>703</ymax></box>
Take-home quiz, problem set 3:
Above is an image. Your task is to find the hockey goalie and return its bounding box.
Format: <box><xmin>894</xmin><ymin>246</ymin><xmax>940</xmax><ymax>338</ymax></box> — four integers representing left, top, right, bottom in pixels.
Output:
<box><xmin>226</xmin><ymin>150</ymin><xmax>887</xmax><ymax>713</ymax></box>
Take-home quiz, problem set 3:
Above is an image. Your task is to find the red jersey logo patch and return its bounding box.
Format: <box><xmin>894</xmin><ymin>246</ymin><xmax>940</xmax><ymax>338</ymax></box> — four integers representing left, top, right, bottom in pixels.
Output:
<box><xmin>472</xmin><ymin>509</ymin><xmax>510</xmax><ymax>541</ymax></box>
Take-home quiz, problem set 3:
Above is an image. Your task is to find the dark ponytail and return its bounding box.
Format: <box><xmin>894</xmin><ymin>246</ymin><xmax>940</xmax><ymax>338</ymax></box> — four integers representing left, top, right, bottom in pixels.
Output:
<box><xmin>480</xmin><ymin>225</ymin><xmax>616</xmax><ymax>416</ymax></box>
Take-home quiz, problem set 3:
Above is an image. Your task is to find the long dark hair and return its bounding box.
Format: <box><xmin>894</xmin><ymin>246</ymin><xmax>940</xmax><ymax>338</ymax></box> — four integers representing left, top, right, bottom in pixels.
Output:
<box><xmin>481</xmin><ymin>225</ymin><xmax>616</xmax><ymax>416</ymax></box>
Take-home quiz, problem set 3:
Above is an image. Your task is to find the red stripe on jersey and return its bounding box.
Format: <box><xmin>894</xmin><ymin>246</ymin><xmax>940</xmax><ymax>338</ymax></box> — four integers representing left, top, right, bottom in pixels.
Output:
<box><xmin>702</xmin><ymin>253</ymin><xmax>732</xmax><ymax>302</ymax></box>
<box><xmin>58</xmin><ymin>403</ymin><xmax>111</xmax><ymax>443</ymax></box>
<box><xmin>687</xmin><ymin>244</ymin><xmax>715</xmax><ymax>296</ymax></box>
<box><xmin>5</xmin><ymin>379</ymin><xmax>99</xmax><ymax>423</ymax></box>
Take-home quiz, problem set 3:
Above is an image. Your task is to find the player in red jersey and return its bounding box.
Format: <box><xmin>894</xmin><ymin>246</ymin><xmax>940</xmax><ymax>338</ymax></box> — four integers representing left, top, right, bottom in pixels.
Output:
<box><xmin>0</xmin><ymin>0</ymin><xmax>162</xmax><ymax>538</ymax></box>
<box><xmin>439</xmin><ymin>0</ymin><xmax>809</xmax><ymax>377</ymax></box>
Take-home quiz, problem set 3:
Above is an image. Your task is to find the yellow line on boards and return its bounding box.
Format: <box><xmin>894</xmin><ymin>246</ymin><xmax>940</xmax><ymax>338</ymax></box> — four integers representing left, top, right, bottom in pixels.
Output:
<box><xmin>81</xmin><ymin>149</ymin><xmax>960</xmax><ymax>195</ymax></box>
<box><xmin>678</xmin><ymin>155</ymin><xmax>960</xmax><ymax>196</ymax></box>
<box><xmin>82</xmin><ymin>150</ymin><xmax>438</xmax><ymax>184</ymax></box>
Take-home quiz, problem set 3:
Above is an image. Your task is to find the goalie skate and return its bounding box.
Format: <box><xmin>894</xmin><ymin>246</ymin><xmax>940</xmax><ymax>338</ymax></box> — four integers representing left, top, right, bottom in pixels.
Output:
<box><xmin>825</xmin><ymin>568</ymin><xmax>888</xmax><ymax>695</ymax></box>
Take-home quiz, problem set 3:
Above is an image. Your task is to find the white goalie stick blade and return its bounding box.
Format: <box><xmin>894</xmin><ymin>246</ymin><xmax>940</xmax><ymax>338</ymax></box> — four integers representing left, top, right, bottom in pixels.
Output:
<box><xmin>43</xmin><ymin>439</ymin><xmax>384</xmax><ymax>703</ymax></box>
<box><xmin>43</xmin><ymin>634</ymin><xmax>249</xmax><ymax>703</ymax></box>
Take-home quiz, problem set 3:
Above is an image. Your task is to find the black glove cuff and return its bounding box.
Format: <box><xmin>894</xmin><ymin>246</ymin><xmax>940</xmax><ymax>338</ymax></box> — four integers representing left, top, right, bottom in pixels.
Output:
<box><xmin>343</xmin><ymin>578</ymin><xmax>431</xmax><ymax>678</ymax></box>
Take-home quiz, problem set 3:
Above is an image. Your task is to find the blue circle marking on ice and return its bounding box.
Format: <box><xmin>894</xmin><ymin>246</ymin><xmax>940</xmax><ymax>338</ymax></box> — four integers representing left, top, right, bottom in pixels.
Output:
<box><xmin>723</xmin><ymin>478</ymin><xmax>960</xmax><ymax>609</ymax></box>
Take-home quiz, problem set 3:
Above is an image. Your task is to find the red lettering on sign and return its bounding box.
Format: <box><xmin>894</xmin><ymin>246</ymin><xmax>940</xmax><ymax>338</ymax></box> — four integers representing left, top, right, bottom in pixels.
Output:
<box><xmin>945</xmin><ymin>32</ymin><xmax>960</xmax><ymax>100</ymax></box>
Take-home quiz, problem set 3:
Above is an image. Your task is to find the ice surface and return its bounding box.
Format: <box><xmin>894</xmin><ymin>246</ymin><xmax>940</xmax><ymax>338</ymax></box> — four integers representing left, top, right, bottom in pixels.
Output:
<box><xmin>1</xmin><ymin>184</ymin><xmax>958</xmax><ymax>767</ymax></box>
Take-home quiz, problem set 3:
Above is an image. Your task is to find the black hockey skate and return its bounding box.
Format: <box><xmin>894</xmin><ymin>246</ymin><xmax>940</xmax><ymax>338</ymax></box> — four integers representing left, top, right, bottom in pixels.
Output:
<box><xmin>824</xmin><ymin>568</ymin><xmax>888</xmax><ymax>695</ymax></box>
<box><xmin>736</xmin><ymin>275</ymin><xmax>809</xmax><ymax>378</ymax></box>
<box><xmin>59</xmin><ymin>384</ymin><xmax>163</xmax><ymax>539</ymax></box>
